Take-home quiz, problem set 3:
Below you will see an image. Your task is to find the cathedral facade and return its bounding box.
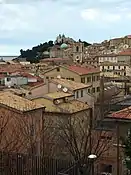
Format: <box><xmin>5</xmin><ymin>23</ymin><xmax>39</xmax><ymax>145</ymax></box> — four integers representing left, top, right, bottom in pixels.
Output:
<box><xmin>49</xmin><ymin>34</ymin><xmax>84</xmax><ymax>63</ymax></box>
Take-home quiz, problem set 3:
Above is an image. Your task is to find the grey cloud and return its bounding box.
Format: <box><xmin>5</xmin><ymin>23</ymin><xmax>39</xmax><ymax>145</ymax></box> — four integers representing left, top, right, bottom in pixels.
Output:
<box><xmin>0</xmin><ymin>0</ymin><xmax>43</xmax><ymax>3</ymax></box>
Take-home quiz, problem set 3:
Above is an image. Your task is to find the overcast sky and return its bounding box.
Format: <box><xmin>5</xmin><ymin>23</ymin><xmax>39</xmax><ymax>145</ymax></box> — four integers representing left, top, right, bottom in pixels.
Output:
<box><xmin>0</xmin><ymin>0</ymin><xmax>131</xmax><ymax>55</ymax></box>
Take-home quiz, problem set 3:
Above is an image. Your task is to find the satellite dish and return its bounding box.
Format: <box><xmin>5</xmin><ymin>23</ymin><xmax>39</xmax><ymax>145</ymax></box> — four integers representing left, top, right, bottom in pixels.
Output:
<box><xmin>65</xmin><ymin>97</ymin><xmax>69</xmax><ymax>102</ymax></box>
<box><xmin>57</xmin><ymin>75</ymin><xmax>61</xmax><ymax>79</ymax></box>
<box><xmin>57</xmin><ymin>84</ymin><xmax>62</xmax><ymax>89</ymax></box>
<box><xmin>8</xmin><ymin>85</ymin><xmax>11</xmax><ymax>88</ymax></box>
<box><xmin>54</xmin><ymin>99</ymin><xmax>60</xmax><ymax>105</ymax></box>
<box><xmin>63</xmin><ymin>87</ymin><xmax>68</xmax><ymax>92</ymax></box>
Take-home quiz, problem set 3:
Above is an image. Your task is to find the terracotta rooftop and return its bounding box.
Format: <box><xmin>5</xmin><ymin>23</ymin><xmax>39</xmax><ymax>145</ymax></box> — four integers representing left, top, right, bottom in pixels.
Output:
<box><xmin>51</xmin><ymin>78</ymin><xmax>91</xmax><ymax>90</ymax></box>
<box><xmin>98</xmin><ymin>54</ymin><xmax>116</xmax><ymax>57</ymax></box>
<box><xmin>33</xmin><ymin>97</ymin><xmax>89</xmax><ymax>114</ymax></box>
<box><xmin>41</xmin><ymin>58</ymin><xmax>70</xmax><ymax>62</ymax></box>
<box><xmin>20</xmin><ymin>72</ymin><xmax>37</xmax><ymax>79</ymax></box>
<box><xmin>110</xmin><ymin>107</ymin><xmax>131</xmax><ymax>120</ymax></box>
<box><xmin>0</xmin><ymin>74</ymin><xmax>6</xmax><ymax>78</ymax></box>
<box><xmin>44</xmin><ymin>92</ymin><xmax>73</xmax><ymax>99</ymax></box>
<box><xmin>118</xmin><ymin>49</ymin><xmax>131</xmax><ymax>56</ymax></box>
<box><xmin>0</xmin><ymin>92</ymin><xmax>44</xmax><ymax>112</ymax></box>
<box><xmin>68</xmin><ymin>65</ymin><xmax>100</xmax><ymax>75</ymax></box>
<box><xmin>125</xmin><ymin>35</ymin><xmax>131</xmax><ymax>39</ymax></box>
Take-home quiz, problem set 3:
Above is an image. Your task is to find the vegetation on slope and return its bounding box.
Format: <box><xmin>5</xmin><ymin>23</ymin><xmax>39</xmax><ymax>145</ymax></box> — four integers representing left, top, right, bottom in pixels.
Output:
<box><xmin>19</xmin><ymin>39</ymin><xmax>91</xmax><ymax>63</ymax></box>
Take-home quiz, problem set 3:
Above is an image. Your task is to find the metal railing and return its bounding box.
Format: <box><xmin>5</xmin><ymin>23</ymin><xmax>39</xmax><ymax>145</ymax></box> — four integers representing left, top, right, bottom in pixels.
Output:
<box><xmin>0</xmin><ymin>152</ymin><xmax>75</xmax><ymax>175</ymax></box>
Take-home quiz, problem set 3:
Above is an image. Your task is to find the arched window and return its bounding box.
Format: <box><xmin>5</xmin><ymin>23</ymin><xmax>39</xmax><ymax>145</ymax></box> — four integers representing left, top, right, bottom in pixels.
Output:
<box><xmin>76</xmin><ymin>46</ymin><xmax>79</xmax><ymax>52</ymax></box>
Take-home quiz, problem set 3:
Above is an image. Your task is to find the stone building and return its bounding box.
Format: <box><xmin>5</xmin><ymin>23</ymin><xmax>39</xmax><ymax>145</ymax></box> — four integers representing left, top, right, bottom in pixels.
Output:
<box><xmin>101</xmin><ymin>107</ymin><xmax>131</xmax><ymax>175</ymax></box>
<box><xmin>109</xmin><ymin>35</ymin><xmax>131</xmax><ymax>47</ymax></box>
<box><xmin>32</xmin><ymin>91</ymin><xmax>91</xmax><ymax>158</ymax></box>
<box><xmin>0</xmin><ymin>91</ymin><xmax>45</xmax><ymax>154</ymax></box>
<box><xmin>28</xmin><ymin>77</ymin><xmax>95</xmax><ymax>108</ymax></box>
<box><xmin>54</xmin><ymin>34</ymin><xmax>74</xmax><ymax>45</ymax></box>
<box><xmin>100</xmin><ymin>62</ymin><xmax>128</xmax><ymax>77</ymax></box>
<box><xmin>49</xmin><ymin>34</ymin><xmax>84</xmax><ymax>63</ymax></box>
<box><xmin>43</xmin><ymin>65</ymin><xmax>100</xmax><ymax>100</ymax></box>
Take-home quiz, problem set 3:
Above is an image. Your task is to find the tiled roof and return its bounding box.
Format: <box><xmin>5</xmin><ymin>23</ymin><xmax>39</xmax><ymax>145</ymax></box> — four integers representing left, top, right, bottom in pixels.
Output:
<box><xmin>20</xmin><ymin>72</ymin><xmax>37</xmax><ymax>79</ymax></box>
<box><xmin>0</xmin><ymin>65</ymin><xmax>23</xmax><ymax>73</ymax></box>
<box><xmin>33</xmin><ymin>97</ymin><xmax>89</xmax><ymax>114</ymax></box>
<box><xmin>41</xmin><ymin>58</ymin><xmax>70</xmax><ymax>62</ymax></box>
<box><xmin>125</xmin><ymin>35</ymin><xmax>131</xmax><ymax>39</ymax></box>
<box><xmin>68</xmin><ymin>65</ymin><xmax>100</xmax><ymax>75</ymax></box>
<box><xmin>51</xmin><ymin>78</ymin><xmax>91</xmax><ymax>90</ymax></box>
<box><xmin>28</xmin><ymin>82</ymin><xmax>44</xmax><ymax>88</ymax></box>
<box><xmin>45</xmin><ymin>92</ymin><xmax>73</xmax><ymax>99</ymax></box>
<box><xmin>4</xmin><ymin>88</ymin><xmax>29</xmax><ymax>95</ymax></box>
<box><xmin>0</xmin><ymin>74</ymin><xmax>6</xmax><ymax>78</ymax></box>
<box><xmin>0</xmin><ymin>92</ymin><xmax>44</xmax><ymax>112</ymax></box>
<box><xmin>118</xmin><ymin>49</ymin><xmax>131</xmax><ymax>56</ymax></box>
<box><xmin>110</xmin><ymin>107</ymin><xmax>131</xmax><ymax>120</ymax></box>
<box><xmin>98</xmin><ymin>54</ymin><xmax>116</xmax><ymax>57</ymax></box>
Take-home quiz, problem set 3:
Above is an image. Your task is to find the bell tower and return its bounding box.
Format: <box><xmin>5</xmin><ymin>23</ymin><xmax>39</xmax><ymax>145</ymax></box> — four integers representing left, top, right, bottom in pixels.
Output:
<box><xmin>72</xmin><ymin>42</ymin><xmax>84</xmax><ymax>63</ymax></box>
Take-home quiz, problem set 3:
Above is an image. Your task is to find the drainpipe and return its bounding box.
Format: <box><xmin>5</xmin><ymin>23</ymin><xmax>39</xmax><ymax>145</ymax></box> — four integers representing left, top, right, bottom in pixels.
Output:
<box><xmin>46</xmin><ymin>77</ymin><xmax>50</xmax><ymax>93</ymax></box>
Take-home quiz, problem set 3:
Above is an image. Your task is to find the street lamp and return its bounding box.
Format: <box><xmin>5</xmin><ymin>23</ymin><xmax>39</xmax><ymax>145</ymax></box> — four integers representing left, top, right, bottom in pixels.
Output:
<box><xmin>88</xmin><ymin>154</ymin><xmax>97</xmax><ymax>175</ymax></box>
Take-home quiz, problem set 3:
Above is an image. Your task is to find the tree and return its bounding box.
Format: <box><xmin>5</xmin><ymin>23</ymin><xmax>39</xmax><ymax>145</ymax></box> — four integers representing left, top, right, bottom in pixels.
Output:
<box><xmin>56</xmin><ymin>108</ymin><xmax>114</xmax><ymax>175</ymax></box>
<box><xmin>123</xmin><ymin>129</ymin><xmax>131</xmax><ymax>173</ymax></box>
<box><xmin>19</xmin><ymin>41</ymin><xmax>54</xmax><ymax>63</ymax></box>
<box><xmin>0</xmin><ymin>110</ymin><xmax>25</xmax><ymax>152</ymax></box>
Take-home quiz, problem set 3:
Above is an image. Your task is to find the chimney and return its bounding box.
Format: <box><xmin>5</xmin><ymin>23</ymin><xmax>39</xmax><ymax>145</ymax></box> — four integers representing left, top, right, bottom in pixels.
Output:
<box><xmin>45</xmin><ymin>77</ymin><xmax>50</xmax><ymax>93</ymax></box>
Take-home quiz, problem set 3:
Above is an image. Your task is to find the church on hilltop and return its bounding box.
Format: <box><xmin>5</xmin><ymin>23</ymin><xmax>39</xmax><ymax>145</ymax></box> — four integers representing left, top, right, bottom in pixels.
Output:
<box><xmin>49</xmin><ymin>34</ymin><xmax>84</xmax><ymax>63</ymax></box>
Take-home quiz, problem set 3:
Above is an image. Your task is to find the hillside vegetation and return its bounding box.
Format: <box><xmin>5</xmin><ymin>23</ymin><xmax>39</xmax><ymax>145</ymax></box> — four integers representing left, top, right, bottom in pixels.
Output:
<box><xmin>19</xmin><ymin>39</ymin><xmax>91</xmax><ymax>63</ymax></box>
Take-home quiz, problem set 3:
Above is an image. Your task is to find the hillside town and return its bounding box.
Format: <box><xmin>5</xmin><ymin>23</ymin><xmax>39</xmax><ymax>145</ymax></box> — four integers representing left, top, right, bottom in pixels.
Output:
<box><xmin>1</xmin><ymin>34</ymin><xmax>131</xmax><ymax>175</ymax></box>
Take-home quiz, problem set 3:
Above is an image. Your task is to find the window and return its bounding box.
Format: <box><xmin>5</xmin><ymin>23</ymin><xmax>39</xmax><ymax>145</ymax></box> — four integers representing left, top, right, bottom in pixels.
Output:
<box><xmin>97</xmin><ymin>87</ymin><xmax>100</xmax><ymax>92</ymax></box>
<box><xmin>81</xmin><ymin>77</ymin><xmax>85</xmax><ymax>83</ymax></box>
<box><xmin>92</xmin><ymin>76</ymin><xmax>95</xmax><ymax>81</ymax></box>
<box><xmin>81</xmin><ymin>90</ymin><xmax>83</xmax><ymax>97</ymax></box>
<box><xmin>118</xmin><ymin>66</ymin><xmax>120</xmax><ymax>69</ymax></box>
<box><xmin>51</xmin><ymin>77</ymin><xmax>54</xmax><ymax>79</ymax></box>
<box><xmin>100</xmin><ymin>164</ymin><xmax>112</xmax><ymax>173</ymax></box>
<box><xmin>108</xmin><ymin>66</ymin><xmax>109</xmax><ymax>69</ymax></box>
<box><xmin>7</xmin><ymin>77</ymin><xmax>11</xmax><ymax>82</ymax></box>
<box><xmin>88</xmin><ymin>89</ymin><xmax>90</xmax><ymax>93</ymax></box>
<box><xmin>70</xmin><ymin>78</ymin><xmax>74</xmax><ymax>81</ymax></box>
<box><xmin>76</xmin><ymin>46</ymin><xmax>79</xmax><ymax>52</ymax></box>
<box><xmin>46</xmin><ymin>76</ymin><xmax>49</xmax><ymax>79</ymax></box>
<box><xmin>97</xmin><ymin>76</ymin><xmax>100</xmax><ymax>81</ymax></box>
<box><xmin>76</xmin><ymin>91</ymin><xmax>79</xmax><ymax>98</ymax></box>
<box><xmin>87</xmin><ymin>77</ymin><xmax>91</xmax><ymax>82</ymax></box>
<box><xmin>57</xmin><ymin>67</ymin><xmax>60</xmax><ymax>72</ymax></box>
<box><xmin>92</xmin><ymin>88</ymin><xmax>95</xmax><ymax>93</ymax></box>
<box><xmin>113</xmin><ymin>66</ymin><xmax>115</xmax><ymax>70</ymax></box>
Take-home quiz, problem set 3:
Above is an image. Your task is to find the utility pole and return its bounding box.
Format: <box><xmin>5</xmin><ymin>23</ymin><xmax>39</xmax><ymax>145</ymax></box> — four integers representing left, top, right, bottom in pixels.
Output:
<box><xmin>89</xmin><ymin>108</ymin><xmax>93</xmax><ymax>155</ymax></box>
<box><xmin>100</xmin><ymin>75</ymin><xmax>104</xmax><ymax>119</ymax></box>
<box><xmin>116</xmin><ymin>122</ymin><xmax>120</xmax><ymax>175</ymax></box>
